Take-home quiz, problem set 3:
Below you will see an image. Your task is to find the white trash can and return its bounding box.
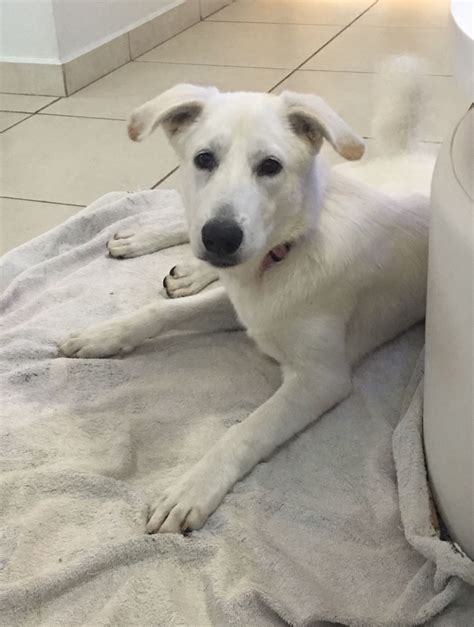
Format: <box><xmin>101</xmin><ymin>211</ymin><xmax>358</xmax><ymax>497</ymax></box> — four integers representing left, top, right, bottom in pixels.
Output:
<box><xmin>424</xmin><ymin>1</ymin><xmax>473</xmax><ymax>558</ymax></box>
<box><xmin>424</xmin><ymin>102</ymin><xmax>473</xmax><ymax>559</ymax></box>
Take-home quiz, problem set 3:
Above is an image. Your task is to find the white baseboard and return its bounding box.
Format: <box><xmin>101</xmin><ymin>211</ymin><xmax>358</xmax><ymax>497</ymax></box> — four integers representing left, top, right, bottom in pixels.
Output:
<box><xmin>0</xmin><ymin>0</ymin><xmax>232</xmax><ymax>97</ymax></box>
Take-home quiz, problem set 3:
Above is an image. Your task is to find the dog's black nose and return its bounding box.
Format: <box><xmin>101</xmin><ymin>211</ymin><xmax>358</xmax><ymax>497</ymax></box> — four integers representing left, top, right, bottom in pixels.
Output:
<box><xmin>201</xmin><ymin>218</ymin><xmax>243</xmax><ymax>256</ymax></box>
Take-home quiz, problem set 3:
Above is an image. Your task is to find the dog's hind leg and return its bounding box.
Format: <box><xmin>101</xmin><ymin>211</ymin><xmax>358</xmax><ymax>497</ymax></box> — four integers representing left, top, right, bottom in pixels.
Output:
<box><xmin>163</xmin><ymin>259</ymin><xmax>219</xmax><ymax>298</ymax></box>
<box><xmin>107</xmin><ymin>223</ymin><xmax>189</xmax><ymax>258</ymax></box>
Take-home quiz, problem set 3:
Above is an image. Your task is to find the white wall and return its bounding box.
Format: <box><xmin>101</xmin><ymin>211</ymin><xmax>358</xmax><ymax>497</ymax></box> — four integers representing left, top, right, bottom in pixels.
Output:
<box><xmin>0</xmin><ymin>0</ymin><xmax>184</xmax><ymax>63</ymax></box>
<box><xmin>0</xmin><ymin>0</ymin><xmax>59</xmax><ymax>63</ymax></box>
<box><xmin>52</xmin><ymin>0</ymin><xmax>184</xmax><ymax>62</ymax></box>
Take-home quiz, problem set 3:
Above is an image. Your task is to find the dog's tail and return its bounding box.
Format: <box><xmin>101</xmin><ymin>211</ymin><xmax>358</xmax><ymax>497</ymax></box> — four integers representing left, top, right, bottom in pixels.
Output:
<box><xmin>371</xmin><ymin>55</ymin><xmax>426</xmax><ymax>156</ymax></box>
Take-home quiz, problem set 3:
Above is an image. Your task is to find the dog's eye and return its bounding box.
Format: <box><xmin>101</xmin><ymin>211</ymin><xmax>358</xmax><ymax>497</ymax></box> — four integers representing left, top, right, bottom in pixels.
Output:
<box><xmin>194</xmin><ymin>151</ymin><xmax>217</xmax><ymax>171</ymax></box>
<box><xmin>256</xmin><ymin>158</ymin><xmax>282</xmax><ymax>177</ymax></box>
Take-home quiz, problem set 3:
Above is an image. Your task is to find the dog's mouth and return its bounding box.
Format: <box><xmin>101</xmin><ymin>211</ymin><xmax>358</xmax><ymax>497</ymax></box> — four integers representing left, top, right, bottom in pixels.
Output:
<box><xmin>199</xmin><ymin>252</ymin><xmax>241</xmax><ymax>268</ymax></box>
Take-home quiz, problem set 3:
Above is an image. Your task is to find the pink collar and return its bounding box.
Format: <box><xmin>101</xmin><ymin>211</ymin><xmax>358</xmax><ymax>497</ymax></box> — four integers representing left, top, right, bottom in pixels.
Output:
<box><xmin>260</xmin><ymin>242</ymin><xmax>292</xmax><ymax>274</ymax></box>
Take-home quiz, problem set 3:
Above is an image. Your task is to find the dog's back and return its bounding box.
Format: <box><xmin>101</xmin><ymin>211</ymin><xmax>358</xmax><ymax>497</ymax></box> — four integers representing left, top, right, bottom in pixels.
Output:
<box><xmin>325</xmin><ymin>57</ymin><xmax>432</xmax><ymax>362</ymax></box>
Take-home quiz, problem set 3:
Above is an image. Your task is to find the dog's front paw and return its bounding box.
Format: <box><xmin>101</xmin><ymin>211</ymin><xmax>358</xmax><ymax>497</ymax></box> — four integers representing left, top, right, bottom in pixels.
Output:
<box><xmin>162</xmin><ymin>261</ymin><xmax>218</xmax><ymax>298</ymax></box>
<box><xmin>107</xmin><ymin>227</ymin><xmax>161</xmax><ymax>259</ymax></box>
<box><xmin>59</xmin><ymin>320</ymin><xmax>137</xmax><ymax>358</ymax></box>
<box><xmin>146</xmin><ymin>467</ymin><xmax>227</xmax><ymax>534</ymax></box>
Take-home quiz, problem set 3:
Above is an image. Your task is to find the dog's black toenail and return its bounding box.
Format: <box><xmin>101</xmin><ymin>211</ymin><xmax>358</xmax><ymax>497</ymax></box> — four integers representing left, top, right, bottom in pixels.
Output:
<box><xmin>182</xmin><ymin>528</ymin><xmax>192</xmax><ymax>536</ymax></box>
<box><xmin>170</xmin><ymin>266</ymin><xmax>177</xmax><ymax>277</ymax></box>
<box><xmin>116</xmin><ymin>255</ymin><xmax>124</xmax><ymax>260</ymax></box>
<box><xmin>163</xmin><ymin>277</ymin><xmax>172</xmax><ymax>298</ymax></box>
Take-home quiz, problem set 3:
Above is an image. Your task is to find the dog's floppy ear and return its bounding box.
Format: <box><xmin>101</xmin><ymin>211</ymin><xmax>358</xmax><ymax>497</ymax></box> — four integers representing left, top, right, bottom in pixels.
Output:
<box><xmin>280</xmin><ymin>91</ymin><xmax>365</xmax><ymax>160</ymax></box>
<box><xmin>128</xmin><ymin>83</ymin><xmax>218</xmax><ymax>143</ymax></box>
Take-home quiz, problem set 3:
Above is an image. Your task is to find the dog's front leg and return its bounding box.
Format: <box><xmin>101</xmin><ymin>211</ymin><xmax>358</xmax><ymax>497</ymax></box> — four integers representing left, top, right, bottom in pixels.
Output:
<box><xmin>107</xmin><ymin>223</ymin><xmax>189</xmax><ymax>259</ymax></box>
<box><xmin>147</xmin><ymin>354</ymin><xmax>351</xmax><ymax>534</ymax></box>
<box><xmin>59</xmin><ymin>287</ymin><xmax>239</xmax><ymax>358</ymax></box>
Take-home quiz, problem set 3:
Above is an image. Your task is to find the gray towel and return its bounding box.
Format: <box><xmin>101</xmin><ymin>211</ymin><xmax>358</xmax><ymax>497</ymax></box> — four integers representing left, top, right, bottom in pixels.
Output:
<box><xmin>1</xmin><ymin>190</ymin><xmax>472</xmax><ymax>626</ymax></box>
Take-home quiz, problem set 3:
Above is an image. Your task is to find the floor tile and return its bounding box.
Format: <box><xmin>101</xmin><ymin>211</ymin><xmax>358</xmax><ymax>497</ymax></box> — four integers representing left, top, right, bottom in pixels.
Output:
<box><xmin>356</xmin><ymin>0</ymin><xmax>451</xmax><ymax>28</ymax></box>
<box><xmin>0</xmin><ymin>111</ymin><xmax>30</xmax><ymax>132</ymax></box>
<box><xmin>0</xmin><ymin>93</ymin><xmax>58</xmax><ymax>113</ymax></box>
<box><xmin>138</xmin><ymin>21</ymin><xmax>340</xmax><ymax>69</ymax></box>
<box><xmin>302</xmin><ymin>26</ymin><xmax>454</xmax><ymax>74</ymax></box>
<box><xmin>0</xmin><ymin>114</ymin><xmax>177</xmax><ymax>206</ymax></box>
<box><xmin>274</xmin><ymin>70</ymin><xmax>468</xmax><ymax>143</ymax></box>
<box><xmin>42</xmin><ymin>62</ymin><xmax>289</xmax><ymax>120</ymax></box>
<box><xmin>0</xmin><ymin>198</ymin><xmax>81</xmax><ymax>255</ymax></box>
<box><xmin>209</xmin><ymin>0</ymin><xmax>374</xmax><ymax>25</ymax></box>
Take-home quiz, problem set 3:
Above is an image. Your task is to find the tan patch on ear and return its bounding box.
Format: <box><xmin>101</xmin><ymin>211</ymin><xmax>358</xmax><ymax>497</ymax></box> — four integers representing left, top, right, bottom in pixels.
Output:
<box><xmin>283</xmin><ymin>91</ymin><xmax>365</xmax><ymax>161</ymax></box>
<box><xmin>128</xmin><ymin>118</ymin><xmax>142</xmax><ymax>142</ymax></box>
<box><xmin>164</xmin><ymin>110</ymin><xmax>196</xmax><ymax>136</ymax></box>
<box><xmin>127</xmin><ymin>97</ymin><xmax>204</xmax><ymax>143</ymax></box>
<box><xmin>339</xmin><ymin>137</ymin><xmax>365</xmax><ymax>161</ymax></box>
<box><xmin>162</xmin><ymin>103</ymin><xmax>203</xmax><ymax>137</ymax></box>
<box><xmin>288</xmin><ymin>112</ymin><xmax>323</xmax><ymax>153</ymax></box>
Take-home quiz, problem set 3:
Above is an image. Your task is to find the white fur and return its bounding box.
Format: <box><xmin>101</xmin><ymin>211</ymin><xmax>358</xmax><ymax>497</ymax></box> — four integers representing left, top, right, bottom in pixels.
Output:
<box><xmin>60</xmin><ymin>57</ymin><xmax>433</xmax><ymax>534</ymax></box>
<box><xmin>107</xmin><ymin>224</ymin><xmax>188</xmax><ymax>258</ymax></box>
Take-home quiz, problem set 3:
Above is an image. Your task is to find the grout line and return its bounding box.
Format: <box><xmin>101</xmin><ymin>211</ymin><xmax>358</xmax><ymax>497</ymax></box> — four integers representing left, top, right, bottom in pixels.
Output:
<box><xmin>207</xmin><ymin>20</ymin><xmax>365</xmax><ymax>27</ymax></box>
<box><xmin>207</xmin><ymin>19</ymin><xmax>450</xmax><ymax>31</ymax></box>
<box><xmin>38</xmin><ymin>112</ymin><xmax>126</xmax><ymax>122</ymax></box>
<box><xmin>133</xmin><ymin>59</ymin><xmax>453</xmax><ymax>78</ymax></box>
<box><xmin>60</xmin><ymin>63</ymin><xmax>68</xmax><ymax>97</ymax></box>
<box><xmin>345</xmin><ymin>25</ymin><xmax>451</xmax><ymax>30</ymax></box>
<box><xmin>0</xmin><ymin>110</ymin><xmax>34</xmax><ymax>114</ymax></box>
<box><xmin>0</xmin><ymin>99</ymin><xmax>62</xmax><ymax>114</ymax></box>
<box><xmin>35</xmin><ymin>97</ymin><xmax>62</xmax><ymax>113</ymax></box>
<box><xmin>0</xmin><ymin>96</ymin><xmax>62</xmax><ymax>132</ymax></box>
<box><xmin>151</xmin><ymin>167</ymin><xmax>180</xmax><ymax>189</ymax></box>
<box><xmin>0</xmin><ymin>195</ymin><xmax>85</xmax><ymax>208</ymax></box>
<box><xmin>0</xmin><ymin>112</ymin><xmax>35</xmax><ymax>133</ymax></box>
<box><xmin>295</xmin><ymin>68</ymin><xmax>454</xmax><ymax>77</ymax></box>
<box><xmin>134</xmin><ymin>59</ymin><xmax>293</xmax><ymax>70</ymax></box>
<box><xmin>202</xmin><ymin>3</ymin><xmax>233</xmax><ymax>21</ymax></box>
<box><xmin>268</xmin><ymin>0</ymin><xmax>380</xmax><ymax>93</ymax></box>
<box><xmin>0</xmin><ymin>91</ymin><xmax>63</xmax><ymax>97</ymax></box>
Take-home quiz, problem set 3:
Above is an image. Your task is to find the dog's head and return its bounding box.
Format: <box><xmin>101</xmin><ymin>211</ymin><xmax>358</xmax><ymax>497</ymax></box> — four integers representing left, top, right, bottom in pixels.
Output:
<box><xmin>128</xmin><ymin>85</ymin><xmax>364</xmax><ymax>268</ymax></box>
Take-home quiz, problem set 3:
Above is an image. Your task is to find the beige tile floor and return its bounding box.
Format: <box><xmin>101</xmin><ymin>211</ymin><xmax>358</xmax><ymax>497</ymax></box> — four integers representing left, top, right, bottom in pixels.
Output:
<box><xmin>0</xmin><ymin>0</ymin><xmax>467</xmax><ymax>255</ymax></box>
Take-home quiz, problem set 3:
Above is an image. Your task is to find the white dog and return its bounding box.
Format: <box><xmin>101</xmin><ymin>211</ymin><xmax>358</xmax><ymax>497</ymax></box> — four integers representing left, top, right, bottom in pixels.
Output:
<box><xmin>60</xmin><ymin>57</ymin><xmax>434</xmax><ymax>534</ymax></box>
